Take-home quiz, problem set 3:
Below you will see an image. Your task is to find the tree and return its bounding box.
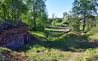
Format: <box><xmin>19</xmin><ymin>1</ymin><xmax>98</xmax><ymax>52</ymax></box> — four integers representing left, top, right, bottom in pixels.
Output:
<box><xmin>26</xmin><ymin>0</ymin><xmax>48</xmax><ymax>31</ymax></box>
<box><xmin>0</xmin><ymin>0</ymin><xmax>47</xmax><ymax>31</ymax></box>
<box><xmin>63</xmin><ymin>12</ymin><xmax>81</xmax><ymax>31</ymax></box>
<box><xmin>0</xmin><ymin>0</ymin><xmax>28</xmax><ymax>21</ymax></box>
<box><xmin>72</xmin><ymin>0</ymin><xmax>98</xmax><ymax>31</ymax></box>
<box><xmin>62</xmin><ymin>12</ymin><xmax>69</xmax><ymax>23</ymax></box>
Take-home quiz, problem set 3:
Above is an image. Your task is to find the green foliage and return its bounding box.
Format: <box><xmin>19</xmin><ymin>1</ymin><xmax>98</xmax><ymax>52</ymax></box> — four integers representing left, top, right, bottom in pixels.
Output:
<box><xmin>63</xmin><ymin>12</ymin><xmax>81</xmax><ymax>32</ymax></box>
<box><xmin>26</xmin><ymin>0</ymin><xmax>48</xmax><ymax>31</ymax></box>
<box><xmin>0</xmin><ymin>0</ymin><xmax>48</xmax><ymax>31</ymax></box>
<box><xmin>72</xmin><ymin>0</ymin><xmax>98</xmax><ymax>31</ymax></box>
<box><xmin>92</xmin><ymin>16</ymin><xmax>98</xmax><ymax>30</ymax></box>
<box><xmin>48</xmin><ymin>18</ymin><xmax>63</xmax><ymax>26</ymax></box>
<box><xmin>69</xmin><ymin>15</ymin><xmax>80</xmax><ymax>31</ymax></box>
<box><xmin>0</xmin><ymin>0</ymin><xmax>28</xmax><ymax>21</ymax></box>
<box><xmin>72</xmin><ymin>0</ymin><xmax>98</xmax><ymax>16</ymax></box>
<box><xmin>1</xmin><ymin>0</ymin><xmax>98</xmax><ymax>61</ymax></box>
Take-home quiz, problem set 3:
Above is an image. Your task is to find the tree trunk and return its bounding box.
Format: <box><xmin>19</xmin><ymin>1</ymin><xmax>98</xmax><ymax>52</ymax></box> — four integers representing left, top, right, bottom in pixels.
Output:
<box><xmin>33</xmin><ymin>16</ymin><xmax>36</xmax><ymax>31</ymax></box>
<box><xmin>3</xmin><ymin>9</ymin><xmax>6</xmax><ymax>20</ymax></box>
<box><xmin>83</xmin><ymin>17</ymin><xmax>86</xmax><ymax>31</ymax></box>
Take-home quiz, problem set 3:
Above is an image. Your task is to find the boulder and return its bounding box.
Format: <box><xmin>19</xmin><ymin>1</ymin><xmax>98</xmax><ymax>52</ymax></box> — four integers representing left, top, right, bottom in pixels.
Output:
<box><xmin>0</xmin><ymin>20</ymin><xmax>39</xmax><ymax>49</ymax></box>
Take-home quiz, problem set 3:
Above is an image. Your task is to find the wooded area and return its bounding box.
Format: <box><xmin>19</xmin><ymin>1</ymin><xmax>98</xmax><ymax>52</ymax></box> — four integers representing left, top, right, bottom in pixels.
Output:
<box><xmin>0</xmin><ymin>0</ymin><xmax>98</xmax><ymax>61</ymax></box>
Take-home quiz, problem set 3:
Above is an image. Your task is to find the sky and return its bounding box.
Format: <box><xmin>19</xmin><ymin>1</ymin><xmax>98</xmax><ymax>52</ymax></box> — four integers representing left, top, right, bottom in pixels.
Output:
<box><xmin>46</xmin><ymin>0</ymin><xmax>74</xmax><ymax>18</ymax></box>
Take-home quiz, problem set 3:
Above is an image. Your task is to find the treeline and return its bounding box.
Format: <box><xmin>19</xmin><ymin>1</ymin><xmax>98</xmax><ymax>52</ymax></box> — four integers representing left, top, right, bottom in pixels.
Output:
<box><xmin>63</xmin><ymin>0</ymin><xmax>98</xmax><ymax>32</ymax></box>
<box><xmin>0</xmin><ymin>0</ymin><xmax>98</xmax><ymax>32</ymax></box>
<box><xmin>0</xmin><ymin>0</ymin><xmax>48</xmax><ymax>31</ymax></box>
<box><xmin>46</xmin><ymin>0</ymin><xmax>98</xmax><ymax>33</ymax></box>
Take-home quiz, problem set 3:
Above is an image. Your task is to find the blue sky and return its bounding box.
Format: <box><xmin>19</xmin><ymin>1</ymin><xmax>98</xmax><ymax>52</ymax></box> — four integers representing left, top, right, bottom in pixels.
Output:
<box><xmin>46</xmin><ymin>0</ymin><xmax>74</xmax><ymax>18</ymax></box>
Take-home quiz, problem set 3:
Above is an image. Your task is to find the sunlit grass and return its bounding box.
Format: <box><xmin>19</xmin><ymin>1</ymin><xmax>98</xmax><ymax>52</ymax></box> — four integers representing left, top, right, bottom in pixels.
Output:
<box><xmin>28</xmin><ymin>31</ymin><xmax>46</xmax><ymax>38</ymax></box>
<box><xmin>24</xmin><ymin>44</ymin><xmax>71</xmax><ymax>61</ymax></box>
<box><xmin>20</xmin><ymin>28</ymin><xmax>98</xmax><ymax>61</ymax></box>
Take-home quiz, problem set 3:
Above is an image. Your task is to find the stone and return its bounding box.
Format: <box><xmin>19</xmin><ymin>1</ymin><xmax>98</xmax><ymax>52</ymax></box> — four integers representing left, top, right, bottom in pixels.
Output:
<box><xmin>0</xmin><ymin>20</ymin><xmax>39</xmax><ymax>49</ymax></box>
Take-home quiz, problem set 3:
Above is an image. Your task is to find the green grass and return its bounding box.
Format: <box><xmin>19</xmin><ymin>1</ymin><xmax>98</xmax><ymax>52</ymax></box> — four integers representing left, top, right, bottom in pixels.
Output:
<box><xmin>45</xmin><ymin>26</ymin><xmax>67</xmax><ymax>32</ymax></box>
<box><xmin>28</xmin><ymin>31</ymin><xmax>47</xmax><ymax>39</ymax></box>
<box><xmin>19</xmin><ymin>28</ymin><xmax>98</xmax><ymax>61</ymax></box>
<box><xmin>26</xmin><ymin>45</ymin><xmax>71</xmax><ymax>61</ymax></box>
<box><xmin>0</xmin><ymin>47</ymin><xmax>11</xmax><ymax>52</ymax></box>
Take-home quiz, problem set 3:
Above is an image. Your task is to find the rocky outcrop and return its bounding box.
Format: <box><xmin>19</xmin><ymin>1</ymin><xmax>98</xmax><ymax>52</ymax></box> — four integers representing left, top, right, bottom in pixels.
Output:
<box><xmin>0</xmin><ymin>20</ymin><xmax>39</xmax><ymax>49</ymax></box>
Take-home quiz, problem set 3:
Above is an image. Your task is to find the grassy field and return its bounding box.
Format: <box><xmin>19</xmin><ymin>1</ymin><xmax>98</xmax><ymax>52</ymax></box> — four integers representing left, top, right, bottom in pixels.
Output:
<box><xmin>18</xmin><ymin>26</ymin><xmax>98</xmax><ymax>61</ymax></box>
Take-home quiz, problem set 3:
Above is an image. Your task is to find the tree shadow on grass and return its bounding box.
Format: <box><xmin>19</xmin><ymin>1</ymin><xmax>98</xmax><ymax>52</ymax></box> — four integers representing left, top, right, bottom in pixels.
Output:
<box><xmin>18</xmin><ymin>33</ymin><xmax>95</xmax><ymax>52</ymax></box>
